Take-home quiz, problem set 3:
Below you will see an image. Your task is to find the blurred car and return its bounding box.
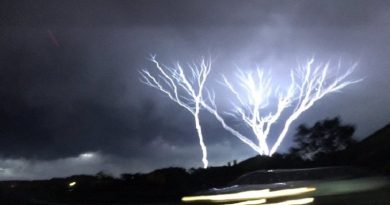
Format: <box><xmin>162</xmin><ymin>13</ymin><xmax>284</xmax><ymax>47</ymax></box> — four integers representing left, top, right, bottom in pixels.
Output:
<box><xmin>181</xmin><ymin>166</ymin><xmax>390</xmax><ymax>205</ymax></box>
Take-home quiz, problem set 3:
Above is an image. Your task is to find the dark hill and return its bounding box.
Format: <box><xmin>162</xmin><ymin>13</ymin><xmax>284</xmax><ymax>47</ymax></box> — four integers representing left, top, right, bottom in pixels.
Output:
<box><xmin>0</xmin><ymin>123</ymin><xmax>388</xmax><ymax>204</ymax></box>
<box><xmin>235</xmin><ymin>153</ymin><xmax>306</xmax><ymax>173</ymax></box>
<box><xmin>234</xmin><ymin>123</ymin><xmax>390</xmax><ymax>174</ymax></box>
<box><xmin>346</xmin><ymin>123</ymin><xmax>390</xmax><ymax>172</ymax></box>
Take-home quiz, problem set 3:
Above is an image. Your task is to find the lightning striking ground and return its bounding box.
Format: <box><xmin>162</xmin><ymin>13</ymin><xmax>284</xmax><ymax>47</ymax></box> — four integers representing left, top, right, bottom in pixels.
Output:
<box><xmin>140</xmin><ymin>56</ymin><xmax>361</xmax><ymax>165</ymax></box>
<box><xmin>140</xmin><ymin>55</ymin><xmax>212</xmax><ymax>168</ymax></box>
<box><xmin>204</xmin><ymin>58</ymin><xmax>361</xmax><ymax>156</ymax></box>
<box><xmin>269</xmin><ymin>59</ymin><xmax>362</xmax><ymax>155</ymax></box>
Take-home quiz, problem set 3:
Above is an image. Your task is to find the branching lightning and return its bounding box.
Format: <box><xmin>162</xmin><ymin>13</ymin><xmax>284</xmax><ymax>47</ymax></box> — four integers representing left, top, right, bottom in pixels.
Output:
<box><xmin>269</xmin><ymin>59</ymin><xmax>362</xmax><ymax>155</ymax></box>
<box><xmin>140</xmin><ymin>55</ymin><xmax>212</xmax><ymax>168</ymax></box>
<box><xmin>140</xmin><ymin>55</ymin><xmax>361</xmax><ymax>164</ymax></box>
<box><xmin>204</xmin><ymin>58</ymin><xmax>361</xmax><ymax>156</ymax></box>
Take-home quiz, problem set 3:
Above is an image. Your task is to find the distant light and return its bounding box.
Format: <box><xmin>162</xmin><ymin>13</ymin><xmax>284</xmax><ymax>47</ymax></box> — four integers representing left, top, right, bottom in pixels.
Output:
<box><xmin>79</xmin><ymin>152</ymin><xmax>95</xmax><ymax>159</ymax></box>
<box><xmin>69</xmin><ymin>181</ymin><xmax>77</xmax><ymax>187</ymax></box>
<box><xmin>181</xmin><ymin>187</ymin><xmax>315</xmax><ymax>203</ymax></box>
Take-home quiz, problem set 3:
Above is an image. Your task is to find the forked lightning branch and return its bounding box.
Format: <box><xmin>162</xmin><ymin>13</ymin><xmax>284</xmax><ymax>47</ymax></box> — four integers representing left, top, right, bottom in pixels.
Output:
<box><xmin>140</xmin><ymin>56</ymin><xmax>362</xmax><ymax>168</ymax></box>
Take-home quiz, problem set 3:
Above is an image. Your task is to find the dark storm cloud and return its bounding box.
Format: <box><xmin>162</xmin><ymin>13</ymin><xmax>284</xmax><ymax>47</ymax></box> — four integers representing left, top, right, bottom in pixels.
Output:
<box><xmin>0</xmin><ymin>37</ymin><xmax>194</xmax><ymax>160</ymax></box>
<box><xmin>0</xmin><ymin>0</ymin><xmax>389</xmax><ymax>178</ymax></box>
<box><xmin>0</xmin><ymin>0</ymin><xmax>287</xmax><ymax>27</ymax></box>
<box><xmin>1</xmin><ymin>0</ymin><xmax>387</xmax><ymax>28</ymax></box>
<box><xmin>289</xmin><ymin>1</ymin><xmax>389</xmax><ymax>27</ymax></box>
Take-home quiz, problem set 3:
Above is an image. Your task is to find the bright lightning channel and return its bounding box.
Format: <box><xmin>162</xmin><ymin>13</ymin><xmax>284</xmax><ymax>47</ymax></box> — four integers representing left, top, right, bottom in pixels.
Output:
<box><xmin>204</xmin><ymin>58</ymin><xmax>361</xmax><ymax>156</ymax></box>
<box><xmin>140</xmin><ymin>55</ymin><xmax>212</xmax><ymax>168</ymax></box>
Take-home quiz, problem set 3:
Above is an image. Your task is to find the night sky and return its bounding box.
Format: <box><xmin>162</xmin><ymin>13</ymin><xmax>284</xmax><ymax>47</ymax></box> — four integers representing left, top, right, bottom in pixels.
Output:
<box><xmin>0</xmin><ymin>0</ymin><xmax>389</xmax><ymax>179</ymax></box>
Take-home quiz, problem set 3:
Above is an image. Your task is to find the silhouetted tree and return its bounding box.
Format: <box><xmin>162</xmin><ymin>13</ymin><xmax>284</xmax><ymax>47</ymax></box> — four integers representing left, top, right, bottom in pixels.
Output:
<box><xmin>290</xmin><ymin>117</ymin><xmax>356</xmax><ymax>160</ymax></box>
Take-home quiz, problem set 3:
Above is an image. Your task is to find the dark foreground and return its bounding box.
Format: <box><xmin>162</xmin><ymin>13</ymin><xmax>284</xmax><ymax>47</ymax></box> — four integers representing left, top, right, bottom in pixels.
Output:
<box><xmin>1</xmin><ymin>167</ymin><xmax>389</xmax><ymax>205</ymax></box>
<box><xmin>2</xmin><ymin>187</ymin><xmax>389</xmax><ymax>205</ymax></box>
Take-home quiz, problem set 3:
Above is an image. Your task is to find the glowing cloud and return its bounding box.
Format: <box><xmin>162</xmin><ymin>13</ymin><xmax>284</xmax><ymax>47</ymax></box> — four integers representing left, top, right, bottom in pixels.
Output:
<box><xmin>79</xmin><ymin>152</ymin><xmax>95</xmax><ymax>159</ymax></box>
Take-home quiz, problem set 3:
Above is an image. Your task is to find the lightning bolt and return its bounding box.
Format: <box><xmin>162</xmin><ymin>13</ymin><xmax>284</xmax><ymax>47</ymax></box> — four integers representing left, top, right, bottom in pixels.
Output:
<box><xmin>140</xmin><ymin>55</ymin><xmax>212</xmax><ymax>168</ymax></box>
<box><xmin>141</xmin><ymin>56</ymin><xmax>362</xmax><ymax>164</ymax></box>
<box><xmin>204</xmin><ymin>58</ymin><xmax>361</xmax><ymax>156</ymax></box>
<box><xmin>269</xmin><ymin>59</ymin><xmax>362</xmax><ymax>155</ymax></box>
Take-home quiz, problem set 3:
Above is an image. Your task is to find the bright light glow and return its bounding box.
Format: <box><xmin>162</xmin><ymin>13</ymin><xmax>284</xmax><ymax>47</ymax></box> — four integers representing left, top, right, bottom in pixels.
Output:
<box><xmin>79</xmin><ymin>152</ymin><xmax>95</xmax><ymax>159</ymax></box>
<box><xmin>226</xmin><ymin>198</ymin><xmax>267</xmax><ymax>205</ymax></box>
<box><xmin>204</xmin><ymin>59</ymin><xmax>361</xmax><ymax>156</ymax></box>
<box><xmin>262</xmin><ymin>198</ymin><xmax>314</xmax><ymax>205</ymax></box>
<box><xmin>140</xmin><ymin>55</ymin><xmax>212</xmax><ymax>168</ymax></box>
<box><xmin>261</xmin><ymin>187</ymin><xmax>316</xmax><ymax>198</ymax></box>
<box><xmin>69</xmin><ymin>181</ymin><xmax>76</xmax><ymax>187</ymax></box>
<box><xmin>181</xmin><ymin>187</ymin><xmax>315</xmax><ymax>203</ymax></box>
<box><xmin>220</xmin><ymin>69</ymin><xmax>292</xmax><ymax>155</ymax></box>
<box><xmin>225</xmin><ymin>198</ymin><xmax>314</xmax><ymax>205</ymax></box>
<box><xmin>182</xmin><ymin>189</ymin><xmax>269</xmax><ymax>203</ymax></box>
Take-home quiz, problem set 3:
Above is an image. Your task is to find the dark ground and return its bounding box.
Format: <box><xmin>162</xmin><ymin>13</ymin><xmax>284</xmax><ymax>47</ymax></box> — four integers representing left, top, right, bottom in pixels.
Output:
<box><xmin>0</xmin><ymin>124</ymin><xmax>388</xmax><ymax>204</ymax></box>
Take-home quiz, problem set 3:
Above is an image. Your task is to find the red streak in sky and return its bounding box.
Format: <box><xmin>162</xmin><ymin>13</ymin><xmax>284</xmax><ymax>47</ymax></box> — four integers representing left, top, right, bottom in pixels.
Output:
<box><xmin>47</xmin><ymin>30</ymin><xmax>60</xmax><ymax>47</ymax></box>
